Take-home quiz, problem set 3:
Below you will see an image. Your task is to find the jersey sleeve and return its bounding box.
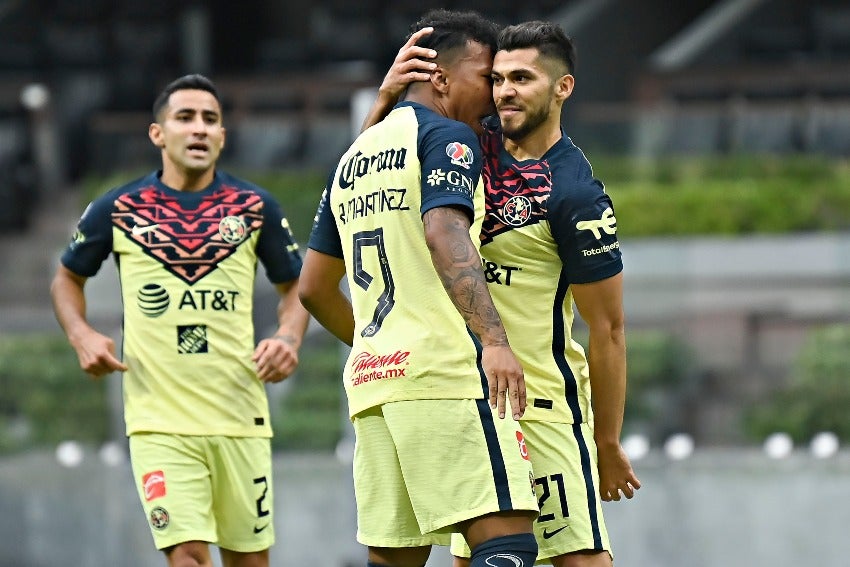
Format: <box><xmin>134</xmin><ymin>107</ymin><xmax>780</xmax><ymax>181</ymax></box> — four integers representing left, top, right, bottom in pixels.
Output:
<box><xmin>255</xmin><ymin>190</ymin><xmax>304</xmax><ymax>284</ymax></box>
<box><xmin>306</xmin><ymin>172</ymin><xmax>343</xmax><ymax>258</ymax></box>
<box><xmin>59</xmin><ymin>193</ymin><xmax>116</xmax><ymax>277</ymax></box>
<box><xmin>549</xmin><ymin>178</ymin><xmax>623</xmax><ymax>284</ymax></box>
<box><xmin>417</xmin><ymin>120</ymin><xmax>482</xmax><ymax>220</ymax></box>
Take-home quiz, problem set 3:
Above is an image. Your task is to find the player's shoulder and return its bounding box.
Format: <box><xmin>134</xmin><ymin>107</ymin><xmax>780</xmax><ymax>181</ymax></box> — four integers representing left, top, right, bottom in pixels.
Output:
<box><xmin>401</xmin><ymin>101</ymin><xmax>478</xmax><ymax>146</ymax></box>
<box><xmin>84</xmin><ymin>170</ymin><xmax>159</xmax><ymax>214</ymax></box>
<box><xmin>548</xmin><ymin>137</ymin><xmax>607</xmax><ymax>198</ymax></box>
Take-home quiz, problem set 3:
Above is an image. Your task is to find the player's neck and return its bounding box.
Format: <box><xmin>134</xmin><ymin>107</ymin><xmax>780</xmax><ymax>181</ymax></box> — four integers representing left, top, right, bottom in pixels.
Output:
<box><xmin>160</xmin><ymin>166</ymin><xmax>215</xmax><ymax>192</ymax></box>
<box><xmin>503</xmin><ymin>123</ymin><xmax>562</xmax><ymax>161</ymax></box>
<box><xmin>404</xmin><ymin>88</ymin><xmax>447</xmax><ymax>120</ymax></box>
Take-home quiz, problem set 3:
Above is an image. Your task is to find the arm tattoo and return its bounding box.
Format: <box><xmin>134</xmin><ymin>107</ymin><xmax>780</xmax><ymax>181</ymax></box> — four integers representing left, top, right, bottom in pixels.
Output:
<box><xmin>424</xmin><ymin>207</ymin><xmax>509</xmax><ymax>346</ymax></box>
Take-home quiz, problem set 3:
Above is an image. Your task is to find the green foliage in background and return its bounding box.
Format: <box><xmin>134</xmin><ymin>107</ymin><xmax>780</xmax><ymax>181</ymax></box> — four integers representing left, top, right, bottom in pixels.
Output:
<box><xmin>0</xmin><ymin>334</ymin><xmax>110</xmax><ymax>455</ymax></box>
<box><xmin>1</xmin><ymin>328</ymin><xmax>693</xmax><ymax>454</ymax></box>
<box><xmin>744</xmin><ymin>324</ymin><xmax>850</xmax><ymax>443</ymax></box>
<box><xmin>625</xmin><ymin>329</ymin><xmax>696</xmax><ymax>427</ymax></box>
<box><xmin>271</xmin><ymin>330</ymin><xmax>345</xmax><ymax>451</ymax></box>
<box><xmin>79</xmin><ymin>155</ymin><xmax>850</xmax><ymax>243</ymax></box>
<box><xmin>593</xmin><ymin>154</ymin><xmax>850</xmax><ymax>236</ymax></box>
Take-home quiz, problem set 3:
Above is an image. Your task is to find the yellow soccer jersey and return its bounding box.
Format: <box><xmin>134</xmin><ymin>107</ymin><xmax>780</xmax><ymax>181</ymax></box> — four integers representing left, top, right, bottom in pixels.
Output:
<box><xmin>61</xmin><ymin>171</ymin><xmax>303</xmax><ymax>437</ymax></box>
<box><xmin>308</xmin><ymin>102</ymin><xmax>487</xmax><ymax>417</ymax></box>
<box><xmin>479</xmin><ymin>125</ymin><xmax>623</xmax><ymax>424</ymax></box>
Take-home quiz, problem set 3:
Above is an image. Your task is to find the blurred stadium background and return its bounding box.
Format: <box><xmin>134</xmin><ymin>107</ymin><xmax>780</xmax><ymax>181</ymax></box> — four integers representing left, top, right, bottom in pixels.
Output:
<box><xmin>1</xmin><ymin>0</ymin><xmax>850</xmax><ymax>565</ymax></box>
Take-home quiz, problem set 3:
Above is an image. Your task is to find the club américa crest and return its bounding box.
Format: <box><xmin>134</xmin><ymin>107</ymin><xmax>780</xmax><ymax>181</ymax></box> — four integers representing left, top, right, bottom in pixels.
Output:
<box><xmin>502</xmin><ymin>195</ymin><xmax>532</xmax><ymax>226</ymax></box>
<box><xmin>219</xmin><ymin>215</ymin><xmax>247</xmax><ymax>244</ymax></box>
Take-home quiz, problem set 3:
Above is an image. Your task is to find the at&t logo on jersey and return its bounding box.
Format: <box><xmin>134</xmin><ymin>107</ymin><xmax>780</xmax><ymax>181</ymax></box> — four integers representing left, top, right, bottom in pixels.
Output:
<box><xmin>445</xmin><ymin>141</ymin><xmax>473</xmax><ymax>169</ymax></box>
<box><xmin>137</xmin><ymin>284</ymin><xmax>170</xmax><ymax>317</ymax></box>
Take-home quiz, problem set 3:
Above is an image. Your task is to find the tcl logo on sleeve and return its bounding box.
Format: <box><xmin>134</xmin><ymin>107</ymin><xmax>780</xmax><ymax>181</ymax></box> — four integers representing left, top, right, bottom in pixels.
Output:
<box><xmin>142</xmin><ymin>470</ymin><xmax>167</xmax><ymax>501</ymax></box>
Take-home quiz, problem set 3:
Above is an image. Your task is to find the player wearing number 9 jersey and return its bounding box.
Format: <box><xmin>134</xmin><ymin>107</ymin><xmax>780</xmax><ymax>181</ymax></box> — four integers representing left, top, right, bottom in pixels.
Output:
<box><xmin>360</xmin><ymin>19</ymin><xmax>643</xmax><ymax>567</ymax></box>
<box><xmin>299</xmin><ymin>10</ymin><xmax>539</xmax><ymax>567</ymax></box>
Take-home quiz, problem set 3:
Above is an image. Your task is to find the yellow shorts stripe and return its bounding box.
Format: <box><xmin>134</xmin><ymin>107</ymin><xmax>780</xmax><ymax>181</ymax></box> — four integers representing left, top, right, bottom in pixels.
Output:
<box><xmin>452</xmin><ymin>420</ymin><xmax>611</xmax><ymax>562</ymax></box>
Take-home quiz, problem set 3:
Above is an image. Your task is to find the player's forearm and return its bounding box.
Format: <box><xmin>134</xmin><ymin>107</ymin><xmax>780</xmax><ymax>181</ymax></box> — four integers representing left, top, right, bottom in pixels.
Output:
<box><xmin>50</xmin><ymin>268</ymin><xmax>94</xmax><ymax>344</ymax></box>
<box><xmin>272</xmin><ymin>282</ymin><xmax>311</xmax><ymax>350</ymax></box>
<box><xmin>299</xmin><ymin>288</ymin><xmax>354</xmax><ymax>346</ymax></box>
<box><xmin>587</xmin><ymin>327</ymin><xmax>628</xmax><ymax>448</ymax></box>
<box><xmin>423</xmin><ymin>207</ymin><xmax>510</xmax><ymax>347</ymax></box>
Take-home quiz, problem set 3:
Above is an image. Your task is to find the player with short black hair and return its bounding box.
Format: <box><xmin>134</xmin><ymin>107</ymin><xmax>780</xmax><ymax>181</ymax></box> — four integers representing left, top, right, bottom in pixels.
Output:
<box><xmin>365</xmin><ymin>19</ymin><xmax>641</xmax><ymax>567</ymax></box>
<box><xmin>51</xmin><ymin>73</ymin><xmax>310</xmax><ymax>567</ymax></box>
<box><xmin>299</xmin><ymin>10</ymin><xmax>539</xmax><ymax>567</ymax></box>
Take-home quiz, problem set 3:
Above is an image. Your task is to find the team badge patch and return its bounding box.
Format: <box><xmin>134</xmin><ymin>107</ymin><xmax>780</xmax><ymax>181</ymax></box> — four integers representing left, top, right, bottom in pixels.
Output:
<box><xmin>502</xmin><ymin>196</ymin><xmax>532</xmax><ymax>227</ymax></box>
<box><xmin>150</xmin><ymin>506</ymin><xmax>170</xmax><ymax>530</ymax></box>
<box><xmin>219</xmin><ymin>215</ymin><xmax>247</xmax><ymax>244</ymax></box>
<box><xmin>445</xmin><ymin>142</ymin><xmax>473</xmax><ymax>169</ymax></box>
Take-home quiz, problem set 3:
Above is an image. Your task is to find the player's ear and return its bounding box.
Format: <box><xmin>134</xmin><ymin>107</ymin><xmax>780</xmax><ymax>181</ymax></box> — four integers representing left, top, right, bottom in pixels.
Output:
<box><xmin>431</xmin><ymin>66</ymin><xmax>450</xmax><ymax>94</ymax></box>
<box><xmin>148</xmin><ymin>122</ymin><xmax>164</xmax><ymax>148</ymax></box>
<box><xmin>555</xmin><ymin>74</ymin><xmax>575</xmax><ymax>102</ymax></box>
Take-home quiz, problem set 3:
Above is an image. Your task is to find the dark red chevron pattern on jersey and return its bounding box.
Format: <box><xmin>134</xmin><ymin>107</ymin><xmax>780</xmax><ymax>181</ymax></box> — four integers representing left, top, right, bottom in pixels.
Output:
<box><xmin>480</xmin><ymin>129</ymin><xmax>552</xmax><ymax>246</ymax></box>
<box><xmin>111</xmin><ymin>184</ymin><xmax>263</xmax><ymax>284</ymax></box>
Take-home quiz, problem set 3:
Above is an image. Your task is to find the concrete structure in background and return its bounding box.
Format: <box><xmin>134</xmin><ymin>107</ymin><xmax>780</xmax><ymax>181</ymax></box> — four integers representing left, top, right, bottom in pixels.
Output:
<box><xmin>0</xmin><ymin>449</ymin><xmax>847</xmax><ymax>566</ymax></box>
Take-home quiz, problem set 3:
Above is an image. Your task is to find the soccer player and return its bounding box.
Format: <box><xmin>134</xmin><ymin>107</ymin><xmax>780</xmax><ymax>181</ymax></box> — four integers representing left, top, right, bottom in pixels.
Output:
<box><xmin>365</xmin><ymin>21</ymin><xmax>641</xmax><ymax>567</ymax></box>
<box><xmin>50</xmin><ymin>74</ymin><xmax>310</xmax><ymax>567</ymax></box>
<box><xmin>298</xmin><ymin>10</ymin><xmax>539</xmax><ymax>567</ymax></box>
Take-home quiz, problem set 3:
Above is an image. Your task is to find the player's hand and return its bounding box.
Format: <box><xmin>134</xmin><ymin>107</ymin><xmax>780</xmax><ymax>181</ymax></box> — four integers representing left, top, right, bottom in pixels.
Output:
<box><xmin>481</xmin><ymin>345</ymin><xmax>526</xmax><ymax>420</ymax></box>
<box><xmin>378</xmin><ymin>26</ymin><xmax>437</xmax><ymax>101</ymax></box>
<box><xmin>596</xmin><ymin>442</ymin><xmax>641</xmax><ymax>502</ymax></box>
<box><xmin>253</xmin><ymin>335</ymin><xmax>300</xmax><ymax>383</ymax></box>
<box><xmin>71</xmin><ymin>328</ymin><xmax>128</xmax><ymax>378</ymax></box>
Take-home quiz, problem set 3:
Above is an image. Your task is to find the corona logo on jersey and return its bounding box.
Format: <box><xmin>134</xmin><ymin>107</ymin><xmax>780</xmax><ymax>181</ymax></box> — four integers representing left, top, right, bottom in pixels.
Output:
<box><xmin>338</xmin><ymin>147</ymin><xmax>408</xmax><ymax>189</ymax></box>
<box><xmin>445</xmin><ymin>141</ymin><xmax>474</xmax><ymax>169</ymax></box>
<box><xmin>350</xmin><ymin>350</ymin><xmax>410</xmax><ymax>386</ymax></box>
